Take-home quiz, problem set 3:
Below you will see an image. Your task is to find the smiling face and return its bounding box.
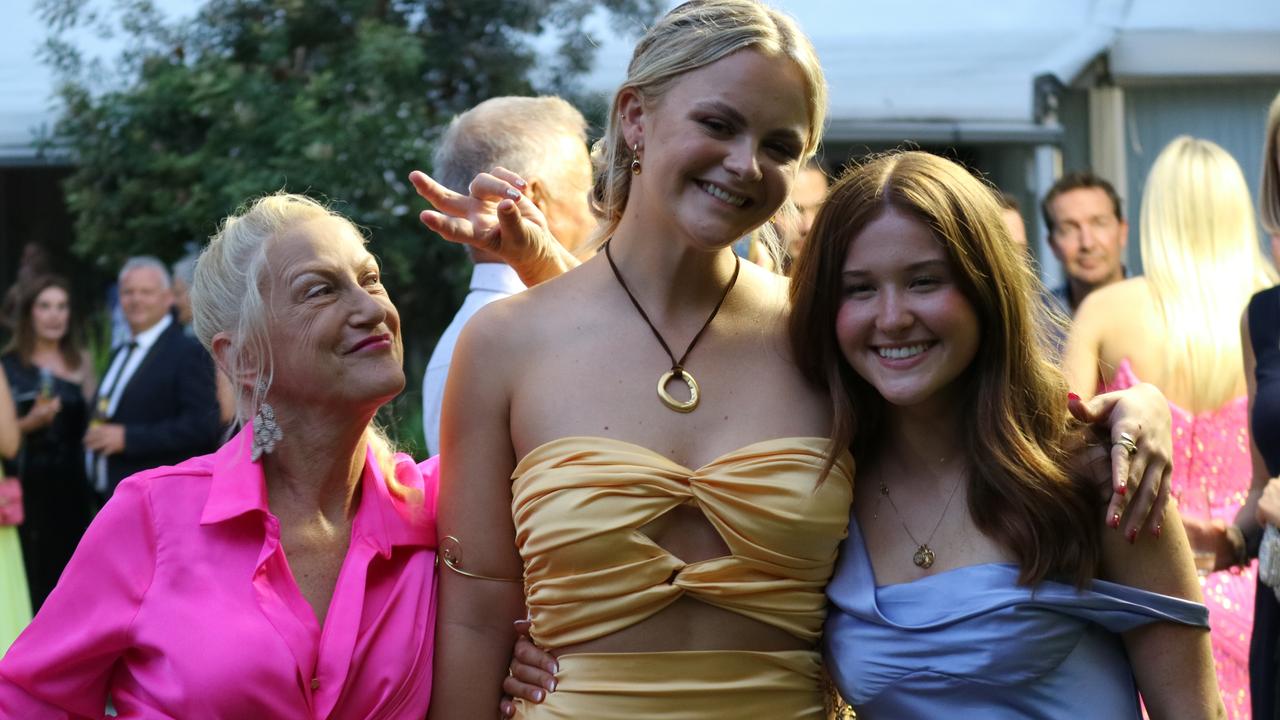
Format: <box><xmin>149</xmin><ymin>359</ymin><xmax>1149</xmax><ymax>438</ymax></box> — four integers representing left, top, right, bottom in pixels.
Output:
<box><xmin>622</xmin><ymin>49</ymin><xmax>811</xmax><ymax>251</ymax></box>
<box><xmin>260</xmin><ymin>216</ymin><xmax>404</xmax><ymax>413</ymax></box>
<box><xmin>31</xmin><ymin>284</ymin><xmax>70</xmax><ymax>345</ymax></box>
<box><xmin>836</xmin><ymin>207</ymin><xmax>981</xmax><ymax>414</ymax></box>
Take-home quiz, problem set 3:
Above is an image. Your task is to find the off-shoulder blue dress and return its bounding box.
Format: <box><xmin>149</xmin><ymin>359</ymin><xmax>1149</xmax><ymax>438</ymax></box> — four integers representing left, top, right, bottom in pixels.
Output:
<box><xmin>825</xmin><ymin>517</ymin><xmax>1209</xmax><ymax>719</ymax></box>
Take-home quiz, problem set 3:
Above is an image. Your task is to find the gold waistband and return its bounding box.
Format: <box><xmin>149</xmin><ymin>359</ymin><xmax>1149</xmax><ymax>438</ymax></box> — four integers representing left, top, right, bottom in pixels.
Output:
<box><xmin>513</xmin><ymin>650</ymin><xmax>825</xmax><ymax>720</ymax></box>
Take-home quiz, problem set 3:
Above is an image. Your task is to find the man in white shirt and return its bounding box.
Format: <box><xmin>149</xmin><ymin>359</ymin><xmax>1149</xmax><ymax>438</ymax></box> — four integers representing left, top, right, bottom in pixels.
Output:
<box><xmin>422</xmin><ymin>96</ymin><xmax>596</xmax><ymax>455</ymax></box>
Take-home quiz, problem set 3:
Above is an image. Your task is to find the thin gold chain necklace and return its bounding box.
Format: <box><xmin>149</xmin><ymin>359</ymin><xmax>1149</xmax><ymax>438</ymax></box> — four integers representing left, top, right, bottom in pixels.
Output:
<box><xmin>603</xmin><ymin>239</ymin><xmax>740</xmax><ymax>413</ymax></box>
<box><xmin>876</xmin><ymin>473</ymin><xmax>964</xmax><ymax>569</ymax></box>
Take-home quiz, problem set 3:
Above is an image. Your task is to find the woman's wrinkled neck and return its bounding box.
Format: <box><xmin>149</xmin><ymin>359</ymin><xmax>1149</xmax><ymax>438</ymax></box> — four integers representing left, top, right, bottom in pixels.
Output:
<box><xmin>260</xmin><ymin>401</ymin><xmax>374</xmax><ymax>522</ymax></box>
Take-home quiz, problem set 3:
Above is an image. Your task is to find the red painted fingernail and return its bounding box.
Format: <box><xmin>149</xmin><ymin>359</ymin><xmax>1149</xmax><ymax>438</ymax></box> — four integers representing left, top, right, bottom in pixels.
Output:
<box><xmin>1116</xmin><ymin>484</ymin><xmax>1126</xmax><ymax>496</ymax></box>
<box><xmin>1068</xmin><ymin>392</ymin><xmax>1080</xmax><ymax>402</ymax></box>
<box><xmin>1126</xmin><ymin>528</ymin><xmax>1138</xmax><ymax>543</ymax></box>
<box><xmin>1153</xmin><ymin>524</ymin><xmax>1162</xmax><ymax>538</ymax></box>
<box><xmin>1109</xmin><ymin>513</ymin><xmax>1121</xmax><ymax>529</ymax></box>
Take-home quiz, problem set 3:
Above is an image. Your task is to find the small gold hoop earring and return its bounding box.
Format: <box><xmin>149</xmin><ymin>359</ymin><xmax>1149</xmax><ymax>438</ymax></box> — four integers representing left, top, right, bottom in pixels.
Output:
<box><xmin>630</xmin><ymin>143</ymin><xmax>642</xmax><ymax>175</ymax></box>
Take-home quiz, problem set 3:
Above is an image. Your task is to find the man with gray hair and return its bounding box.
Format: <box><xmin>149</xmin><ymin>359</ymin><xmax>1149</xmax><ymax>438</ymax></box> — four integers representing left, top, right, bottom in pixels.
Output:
<box><xmin>422</xmin><ymin>96</ymin><xmax>596</xmax><ymax>455</ymax></box>
<box><xmin>84</xmin><ymin>256</ymin><xmax>220</xmax><ymax>501</ymax></box>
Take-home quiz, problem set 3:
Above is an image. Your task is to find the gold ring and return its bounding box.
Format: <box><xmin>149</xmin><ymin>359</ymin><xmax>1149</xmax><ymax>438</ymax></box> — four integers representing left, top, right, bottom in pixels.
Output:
<box><xmin>657</xmin><ymin>369</ymin><xmax>699</xmax><ymax>413</ymax></box>
<box><xmin>1115</xmin><ymin>432</ymin><xmax>1138</xmax><ymax>457</ymax></box>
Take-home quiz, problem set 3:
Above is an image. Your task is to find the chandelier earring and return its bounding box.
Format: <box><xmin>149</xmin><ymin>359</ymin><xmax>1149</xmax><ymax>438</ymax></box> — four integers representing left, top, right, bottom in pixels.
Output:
<box><xmin>251</xmin><ymin>381</ymin><xmax>283</xmax><ymax>461</ymax></box>
<box><xmin>630</xmin><ymin>143</ymin><xmax>642</xmax><ymax>175</ymax></box>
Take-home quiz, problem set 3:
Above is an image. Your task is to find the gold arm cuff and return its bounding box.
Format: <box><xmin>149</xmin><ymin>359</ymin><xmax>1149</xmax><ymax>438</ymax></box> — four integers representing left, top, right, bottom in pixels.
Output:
<box><xmin>439</xmin><ymin>535</ymin><xmax>522</xmax><ymax>583</ymax></box>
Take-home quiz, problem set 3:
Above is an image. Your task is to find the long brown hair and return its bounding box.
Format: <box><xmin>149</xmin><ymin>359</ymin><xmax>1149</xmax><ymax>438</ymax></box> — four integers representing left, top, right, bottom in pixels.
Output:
<box><xmin>789</xmin><ymin>151</ymin><xmax>1101</xmax><ymax>586</ymax></box>
<box><xmin>5</xmin><ymin>275</ymin><xmax>84</xmax><ymax>372</ymax></box>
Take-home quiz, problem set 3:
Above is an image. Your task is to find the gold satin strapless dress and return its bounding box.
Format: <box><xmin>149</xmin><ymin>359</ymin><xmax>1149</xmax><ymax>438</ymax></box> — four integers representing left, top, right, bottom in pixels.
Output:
<box><xmin>510</xmin><ymin>436</ymin><xmax>854</xmax><ymax>719</ymax></box>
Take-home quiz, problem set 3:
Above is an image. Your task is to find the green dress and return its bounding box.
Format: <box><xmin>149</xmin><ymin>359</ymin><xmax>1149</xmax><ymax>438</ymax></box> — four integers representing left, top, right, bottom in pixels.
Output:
<box><xmin>0</xmin><ymin>525</ymin><xmax>31</xmax><ymax>655</ymax></box>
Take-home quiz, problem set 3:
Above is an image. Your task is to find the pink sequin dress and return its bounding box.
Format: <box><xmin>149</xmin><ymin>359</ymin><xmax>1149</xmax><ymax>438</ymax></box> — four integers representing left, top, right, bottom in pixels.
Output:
<box><xmin>1107</xmin><ymin>359</ymin><xmax>1255</xmax><ymax>718</ymax></box>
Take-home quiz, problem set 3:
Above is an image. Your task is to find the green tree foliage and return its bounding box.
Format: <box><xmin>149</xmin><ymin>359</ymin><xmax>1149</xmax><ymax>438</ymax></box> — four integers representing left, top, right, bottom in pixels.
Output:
<box><xmin>36</xmin><ymin>0</ymin><xmax>660</xmax><ymax>453</ymax></box>
<box><xmin>37</xmin><ymin>0</ymin><xmax>657</xmax><ymax>324</ymax></box>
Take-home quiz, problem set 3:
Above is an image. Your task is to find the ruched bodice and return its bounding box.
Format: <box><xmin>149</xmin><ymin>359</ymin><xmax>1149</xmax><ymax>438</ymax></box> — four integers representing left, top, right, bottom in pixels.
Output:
<box><xmin>511</xmin><ymin>436</ymin><xmax>854</xmax><ymax>649</ymax></box>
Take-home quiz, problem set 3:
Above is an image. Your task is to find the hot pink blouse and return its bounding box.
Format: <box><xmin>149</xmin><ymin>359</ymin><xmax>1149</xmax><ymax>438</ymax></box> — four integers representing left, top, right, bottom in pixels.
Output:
<box><xmin>0</xmin><ymin>424</ymin><xmax>438</xmax><ymax>719</ymax></box>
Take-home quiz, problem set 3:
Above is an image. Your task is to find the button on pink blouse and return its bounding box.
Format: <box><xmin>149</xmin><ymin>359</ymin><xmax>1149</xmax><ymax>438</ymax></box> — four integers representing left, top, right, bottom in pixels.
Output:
<box><xmin>0</xmin><ymin>424</ymin><xmax>438</xmax><ymax>719</ymax></box>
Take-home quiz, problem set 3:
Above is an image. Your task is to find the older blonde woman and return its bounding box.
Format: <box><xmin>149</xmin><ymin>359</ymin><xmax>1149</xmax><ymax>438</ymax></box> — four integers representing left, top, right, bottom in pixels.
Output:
<box><xmin>1065</xmin><ymin>136</ymin><xmax>1279</xmax><ymax>717</ymax></box>
<box><xmin>0</xmin><ymin>194</ymin><xmax>439</xmax><ymax>718</ymax></box>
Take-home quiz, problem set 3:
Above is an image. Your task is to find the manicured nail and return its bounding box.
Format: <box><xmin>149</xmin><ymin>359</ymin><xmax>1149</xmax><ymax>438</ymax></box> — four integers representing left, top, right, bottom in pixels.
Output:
<box><xmin>513</xmin><ymin>177</ymin><xmax>527</xmax><ymax>188</ymax></box>
<box><xmin>1116</xmin><ymin>484</ymin><xmax>1126</xmax><ymax>497</ymax></box>
<box><xmin>1126</xmin><ymin>528</ymin><xmax>1138</xmax><ymax>543</ymax></box>
<box><xmin>1067</xmin><ymin>392</ymin><xmax>1080</xmax><ymax>402</ymax></box>
<box><xmin>548</xmin><ymin>678</ymin><xmax>557</xmax><ymax>692</ymax></box>
<box><xmin>1108</xmin><ymin>513</ymin><xmax>1121</xmax><ymax>529</ymax></box>
<box><xmin>1153</xmin><ymin>524</ymin><xmax>1162</xmax><ymax>538</ymax></box>
<box><xmin>506</xmin><ymin>188</ymin><xmax>521</xmax><ymax>200</ymax></box>
<box><xmin>534</xmin><ymin>690</ymin><xmax>544</xmax><ymax>702</ymax></box>
<box><xmin>551</xmin><ymin>660</ymin><xmax>559</xmax><ymax>674</ymax></box>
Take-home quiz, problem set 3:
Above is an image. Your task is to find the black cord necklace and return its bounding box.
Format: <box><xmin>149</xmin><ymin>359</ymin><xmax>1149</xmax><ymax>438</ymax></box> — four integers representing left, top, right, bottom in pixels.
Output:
<box><xmin>603</xmin><ymin>239</ymin><xmax>741</xmax><ymax>413</ymax></box>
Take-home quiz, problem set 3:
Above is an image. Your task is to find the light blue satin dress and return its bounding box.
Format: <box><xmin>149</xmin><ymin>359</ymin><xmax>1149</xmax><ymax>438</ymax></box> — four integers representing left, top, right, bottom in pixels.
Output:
<box><xmin>825</xmin><ymin>518</ymin><xmax>1209</xmax><ymax>719</ymax></box>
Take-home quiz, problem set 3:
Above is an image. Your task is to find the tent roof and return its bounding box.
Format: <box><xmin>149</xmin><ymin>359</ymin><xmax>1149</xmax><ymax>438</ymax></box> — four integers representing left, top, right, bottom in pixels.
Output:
<box><xmin>575</xmin><ymin>0</ymin><xmax>1280</xmax><ymax>143</ymax></box>
<box><xmin>5</xmin><ymin>0</ymin><xmax>1280</xmax><ymax>160</ymax></box>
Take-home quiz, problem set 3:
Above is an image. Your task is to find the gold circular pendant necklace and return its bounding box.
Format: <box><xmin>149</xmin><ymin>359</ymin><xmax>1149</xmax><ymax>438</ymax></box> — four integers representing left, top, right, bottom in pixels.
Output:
<box><xmin>604</xmin><ymin>239</ymin><xmax>740</xmax><ymax>414</ymax></box>
<box><xmin>876</xmin><ymin>474</ymin><xmax>964</xmax><ymax>569</ymax></box>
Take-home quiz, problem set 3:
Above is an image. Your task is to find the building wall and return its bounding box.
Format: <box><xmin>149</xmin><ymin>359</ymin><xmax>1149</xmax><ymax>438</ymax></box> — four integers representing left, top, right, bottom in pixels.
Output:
<box><xmin>1121</xmin><ymin>81</ymin><xmax>1280</xmax><ymax>273</ymax></box>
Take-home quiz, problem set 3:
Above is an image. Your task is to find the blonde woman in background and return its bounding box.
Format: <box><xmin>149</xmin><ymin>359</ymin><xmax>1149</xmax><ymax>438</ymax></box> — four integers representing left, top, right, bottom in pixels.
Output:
<box><xmin>1066</xmin><ymin>135</ymin><xmax>1279</xmax><ymax>718</ymax></box>
<box><xmin>0</xmin><ymin>370</ymin><xmax>30</xmax><ymax>656</ymax></box>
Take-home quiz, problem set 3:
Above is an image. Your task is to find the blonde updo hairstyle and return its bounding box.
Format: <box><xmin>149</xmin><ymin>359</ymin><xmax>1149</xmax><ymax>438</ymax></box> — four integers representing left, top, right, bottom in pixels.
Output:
<box><xmin>191</xmin><ymin>193</ymin><xmax>408</xmax><ymax>492</ymax></box>
<box><xmin>590</xmin><ymin>0</ymin><xmax>828</xmax><ymax>259</ymax></box>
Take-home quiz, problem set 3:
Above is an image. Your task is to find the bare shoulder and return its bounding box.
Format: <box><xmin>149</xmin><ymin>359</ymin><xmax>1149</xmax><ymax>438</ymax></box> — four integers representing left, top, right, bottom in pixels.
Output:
<box><xmin>1075</xmin><ymin>275</ymin><xmax>1146</xmax><ymax>315</ymax></box>
<box><xmin>732</xmin><ymin>260</ymin><xmax>791</xmax><ymax>322</ymax></box>
<box><xmin>458</xmin><ymin>258</ymin><xmax>604</xmax><ymax>357</ymax></box>
<box><xmin>1073</xmin><ymin>278</ymin><xmax>1153</xmax><ymax>337</ymax></box>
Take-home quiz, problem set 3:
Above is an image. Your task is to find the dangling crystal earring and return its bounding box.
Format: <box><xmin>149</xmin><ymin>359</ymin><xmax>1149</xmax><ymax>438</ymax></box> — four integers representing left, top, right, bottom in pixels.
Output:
<box><xmin>630</xmin><ymin>143</ymin><xmax>642</xmax><ymax>175</ymax></box>
<box><xmin>251</xmin><ymin>384</ymin><xmax>282</xmax><ymax>461</ymax></box>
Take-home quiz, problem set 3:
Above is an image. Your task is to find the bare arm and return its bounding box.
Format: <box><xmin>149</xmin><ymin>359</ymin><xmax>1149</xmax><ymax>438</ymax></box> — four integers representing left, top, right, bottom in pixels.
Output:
<box><xmin>1098</xmin><ymin>503</ymin><xmax>1224</xmax><ymax>719</ymax></box>
<box><xmin>427</xmin><ymin>306</ymin><xmax>528</xmax><ymax>719</ymax></box>
<box><xmin>1062</xmin><ymin>290</ymin><xmax>1106</xmax><ymax>399</ymax></box>
<box><xmin>0</xmin><ymin>371</ymin><xmax>18</xmax><ymax>459</ymax></box>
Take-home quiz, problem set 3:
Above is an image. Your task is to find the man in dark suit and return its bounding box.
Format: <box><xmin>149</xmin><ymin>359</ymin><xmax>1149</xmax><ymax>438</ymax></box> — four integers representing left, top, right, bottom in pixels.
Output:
<box><xmin>84</xmin><ymin>256</ymin><xmax>221</xmax><ymax>500</ymax></box>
